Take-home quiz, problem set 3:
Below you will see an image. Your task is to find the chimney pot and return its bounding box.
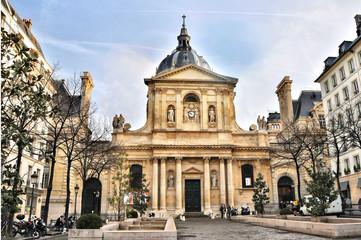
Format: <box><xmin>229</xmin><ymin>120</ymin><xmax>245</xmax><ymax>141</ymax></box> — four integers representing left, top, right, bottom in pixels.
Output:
<box><xmin>24</xmin><ymin>19</ymin><xmax>32</xmax><ymax>31</ymax></box>
<box><xmin>355</xmin><ymin>14</ymin><xmax>361</xmax><ymax>36</ymax></box>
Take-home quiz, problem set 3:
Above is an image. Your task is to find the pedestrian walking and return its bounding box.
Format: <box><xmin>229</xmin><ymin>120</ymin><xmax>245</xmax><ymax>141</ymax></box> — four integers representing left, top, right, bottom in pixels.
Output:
<box><xmin>227</xmin><ymin>205</ymin><xmax>231</xmax><ymax>219</ymax></box>
<box><xmin>220</xmin><ymin>203</ymin><xmax>225</xmax><ymax>218</ymax></box>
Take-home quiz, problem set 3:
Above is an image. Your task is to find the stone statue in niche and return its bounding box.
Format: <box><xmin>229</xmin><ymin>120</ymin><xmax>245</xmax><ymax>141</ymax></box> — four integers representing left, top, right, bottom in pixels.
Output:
<box><xmin>183</xmin><ymin>106</ymin><xmax>189</xmax><ymax>122</ymax></box>
<box><xmin>195</xmin><ymin>107</ymin><xmax>200</xmax><ymax>123</ymax></box>
<box><xmin>209</xmin><ymin>107</ymin><xmax>216</xmax><ymax>123</ymax></box>
<box><xmin>211</xmin><ymin>173</ymin><xmax>218</xmax><ymax>188</ymax></box>
<box><xmin>168</xmin><ymin>174</ymin><xmax>174</xmax><ymax>188</ymax></box>
<box><xmin>167</xmin><ymin>107</ymin><xmax>175</xmax><ymax>122</ymax></box>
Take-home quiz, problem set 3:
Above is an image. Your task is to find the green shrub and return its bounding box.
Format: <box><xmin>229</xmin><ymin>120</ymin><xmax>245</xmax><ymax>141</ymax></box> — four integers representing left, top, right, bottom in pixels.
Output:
<box><xmin>127</xmin><ymin>209</ymin><xmax>138</xmax><ymax>218</ymax></box>
<box><xmin>279</xmin><ymin>208</ymin><xmax>293</xmax><ymax>215</ymax></box>
<box><xmin>76</xmin><ymin>214</ymin><xmax>103</xmax><ymax>229</ymax></box>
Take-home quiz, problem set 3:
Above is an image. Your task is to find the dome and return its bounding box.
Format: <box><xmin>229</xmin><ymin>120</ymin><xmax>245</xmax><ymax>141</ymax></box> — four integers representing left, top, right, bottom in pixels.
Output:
<box><xmin>156</xmin><ymin>15</ymin><xmax>211</xmax><ymax>75</ymax></box>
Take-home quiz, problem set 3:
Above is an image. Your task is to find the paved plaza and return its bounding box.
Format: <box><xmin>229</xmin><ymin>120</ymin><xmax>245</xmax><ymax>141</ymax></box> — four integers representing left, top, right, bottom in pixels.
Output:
<box><xmin>176</xmin><ymin>218</ymin><xmax>329</xmax><ymax>240</ymax></box>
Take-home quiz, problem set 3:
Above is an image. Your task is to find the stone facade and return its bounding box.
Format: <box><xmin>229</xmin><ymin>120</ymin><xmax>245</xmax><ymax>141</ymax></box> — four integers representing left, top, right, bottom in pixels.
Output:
<box><xmin>107</xmin><ymin>21</ymin><xmax>273</xmax><ymax>215</ymax></box>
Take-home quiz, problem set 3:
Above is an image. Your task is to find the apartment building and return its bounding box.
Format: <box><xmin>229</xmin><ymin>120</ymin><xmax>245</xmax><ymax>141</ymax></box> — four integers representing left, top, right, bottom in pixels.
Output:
<box><xmin>315</xmin><ymin>15</ymin><xmax>361</xmax><ymax>204</ymax></box>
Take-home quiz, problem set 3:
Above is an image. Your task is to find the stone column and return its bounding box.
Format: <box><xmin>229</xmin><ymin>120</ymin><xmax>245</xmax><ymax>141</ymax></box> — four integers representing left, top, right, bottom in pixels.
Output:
<box><xmin>219</xmin><ymin>157</ymin><xmax>226</xmax><ymax>204</ymax></box>
<box><xmin>152</xmin><ymin>157</ymin><xmax>159</xmax><ymax>210</ymax></box>
<box><xmin>227</xmin><ymin>158</ymin><xmax>234</xmax><ymax>206</ymax></box>
<box><xmin>161</xmin><ymin>89</ymin><xmax>166</xmax><ymax>129</ymax></box>
<box><xmin>176</xmin><ymin>89</ymin><xmax>182</xmax><ymax>129</ymax></box>
<box><xmin>154</xmin><ymin>88</ymin><xmax>161</xmax><ymax>129</ymax></box>
<box><xmin>203</xmin><ymin>157</ymin><xmax>211</xmax><ymax>213</ymax></box>
<box><xmin>216</xmin><ymin>89</ymin><xmax>223</xmax><ymax>129</ymax></box>
<box><xmin>176</xmin><ymin>157</ymin><xmax>182</xmax><ymax>212</ymax></box>
<box><xmin>223</xmin><ymin>89</ymin><xmax>229</xmax><ymax>130</ymax></box>
<box><xmin>160</xmin><ymin>157</ymin><xmax>167</xmax><ymax>211</ymax></box>
<box><xmin>201</xmin><ymin>88</ymin><xmax>208</xmax><ymax>130</ymax></box>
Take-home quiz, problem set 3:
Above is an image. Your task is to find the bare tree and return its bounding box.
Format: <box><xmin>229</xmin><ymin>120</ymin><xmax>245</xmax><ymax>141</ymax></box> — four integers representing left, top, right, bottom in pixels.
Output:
<box><xmin>325</xmin><ymin>116</ymin><xmax>349</xmax><ymax>192</ymax></box>
<box><xmin>271</xmin><ymin>121</ymin><xmax>306</xmax><ymax>201</ymax></box>
<box><xmin>296</xmin><ymin>119</ymin><xmax>328</xmax><ymax>174</ymax></box>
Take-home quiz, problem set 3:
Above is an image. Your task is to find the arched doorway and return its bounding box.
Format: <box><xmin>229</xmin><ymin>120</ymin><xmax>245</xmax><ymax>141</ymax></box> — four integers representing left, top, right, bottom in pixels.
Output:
<box><xmin>277</xmin><ymin>176</ymin><xmax>295</xmax><ymax>205</ymax></box>
<box><xmin>82</xmin><ymin>178</ymin><xmax>102</xmax><ymax>215</ymax></box>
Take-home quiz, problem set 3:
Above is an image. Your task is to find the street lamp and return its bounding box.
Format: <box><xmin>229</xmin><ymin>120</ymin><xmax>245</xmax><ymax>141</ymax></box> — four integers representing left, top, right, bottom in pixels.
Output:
<box><xmin>94</xmin><ymin>190</ymin><xmax>100</xmax><ymax>215</ymax></box>
<box><xmin>74</xmin><ymin>184</ymin><xmax>80</xmax><ymax>219</ymax></box>
<box><xmin>28</xmin><ymin>171</ymin><xmax>38</xmax><ymax>220</ymax></box>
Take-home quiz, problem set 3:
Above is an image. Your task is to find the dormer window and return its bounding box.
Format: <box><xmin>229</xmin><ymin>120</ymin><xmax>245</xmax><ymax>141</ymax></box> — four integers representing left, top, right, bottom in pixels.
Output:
<box><xmin>349</xmin><ymin>59</ymin><xmax>355</xmax><ymax>73</ymax></box>
<box><xmin>340</xmin><ymin>67</ymin><xmax>346</xmax><ymax>80</ymax></box>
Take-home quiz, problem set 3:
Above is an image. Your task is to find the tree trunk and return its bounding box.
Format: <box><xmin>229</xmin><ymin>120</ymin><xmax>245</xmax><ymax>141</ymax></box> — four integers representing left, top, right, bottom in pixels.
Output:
<box><xmin>64</xmin><ymin>160</ymin><xmax>71</xmax><ymax>228</ymax></box>
<box><xmin>296</xmin><ymin>164</ymin><xmax>302</xmax><ymax>201</ymax></box>
<box><xmin>44</xmin><ymin>153</ymin><xmax>56</xmax><ymax>224</ymax></box>
<box><xmin>8</xmin><ymin>145</ymin><xmax>23</xmax><ymax>234</ymax></box>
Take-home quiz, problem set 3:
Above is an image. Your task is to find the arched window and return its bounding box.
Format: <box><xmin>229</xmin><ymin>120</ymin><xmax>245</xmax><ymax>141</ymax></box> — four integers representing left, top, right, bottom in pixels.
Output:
<box><xmin>130</xmin><ymin>164</ymin><xmax>142</xmax><ymax>190</ymax></box>
<box><xmin>241</xmin><ymin>164</ymin><xmax>254</xmax><ymax>188</ymax></box>
<box><xmin>184</xmin><ymin>94</ymin><xmax>199</xmax><ymax>102</ymax></box>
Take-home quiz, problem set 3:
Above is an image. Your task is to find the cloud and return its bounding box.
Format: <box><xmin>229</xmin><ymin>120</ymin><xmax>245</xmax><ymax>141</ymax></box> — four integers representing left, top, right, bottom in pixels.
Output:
<box><xmin>94</xmin><ymin>46</ymin><xmax>155</xmax><ymax>130</ymax></box>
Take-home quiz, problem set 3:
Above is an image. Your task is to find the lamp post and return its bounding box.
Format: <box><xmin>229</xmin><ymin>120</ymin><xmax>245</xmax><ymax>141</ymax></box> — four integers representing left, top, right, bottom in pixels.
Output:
<box><xmin>28</xmin><ymin>171</ymin><xmax>38</xmax><ymax>220</ymax></box>
<box><xmin>74</xmin><ymin>184</ymin><xmax>79</xmax><ymax>219</ymax></box>
<box><xmin>94</xmin><ymin>190</ymin><xmax>100</xmax><ymax>215</ymax></box>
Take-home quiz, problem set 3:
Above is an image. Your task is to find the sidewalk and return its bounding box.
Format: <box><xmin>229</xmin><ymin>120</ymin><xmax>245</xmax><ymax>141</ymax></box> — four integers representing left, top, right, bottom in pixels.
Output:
<box><xmin>6</xmin><ymin>232</ymin><xmax>67</xmax><ymax>240</ymax></box>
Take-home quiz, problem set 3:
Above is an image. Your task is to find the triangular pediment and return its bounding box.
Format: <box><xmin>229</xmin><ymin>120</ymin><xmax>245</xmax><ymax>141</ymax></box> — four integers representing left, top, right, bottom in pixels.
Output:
<box><xmin>182</xmin><ymin>166</ymin><xmax>203</xmax><ymax>174</ymax></box>
<box><xmin>152</xmin><ymin>64</ymin><xmax>237</xmax><ymax>82</ymax></box>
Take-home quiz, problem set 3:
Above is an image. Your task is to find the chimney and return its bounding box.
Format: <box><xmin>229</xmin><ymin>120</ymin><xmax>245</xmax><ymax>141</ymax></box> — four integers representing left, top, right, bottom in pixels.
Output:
<box><xmin>80</xmin><ymin>71</ymin><xmax>94</xmax><ymax>118</ymax></box>
<box><xmin>275</xmin><ymin>76</ymin><xmax>294</xmax><ymax>127</ymax></box>
<box><xmin>24</xmin><ymin>18</ymin><xmax>32</xmax><ymax>31</ymax></box>
<box><xmin>355</xmin><ymin>14</ymin><xmax>361</xmax><ymax>37</ymax></box>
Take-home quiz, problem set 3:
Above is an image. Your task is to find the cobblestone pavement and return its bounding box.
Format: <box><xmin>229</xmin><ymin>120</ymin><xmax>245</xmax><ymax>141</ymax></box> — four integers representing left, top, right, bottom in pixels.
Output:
<box><xmin>176</xmin><ymin>218</ymin><xmax>330</xmax><ymax>240</ymax></box>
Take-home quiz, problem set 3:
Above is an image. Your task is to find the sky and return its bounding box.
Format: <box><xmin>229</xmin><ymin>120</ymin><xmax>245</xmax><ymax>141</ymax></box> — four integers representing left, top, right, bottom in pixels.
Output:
<box><xmin>10</xmin><ymin>0</ymin><xmax>361</xmax><ymax>130</ymax></box>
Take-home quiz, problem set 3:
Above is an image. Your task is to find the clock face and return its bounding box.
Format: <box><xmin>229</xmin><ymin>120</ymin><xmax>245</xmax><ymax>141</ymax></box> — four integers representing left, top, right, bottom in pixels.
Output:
<box><xmin>188</xmin><ymin>111</ymin><xmax>195</xmax><ymax>117</ymax></box>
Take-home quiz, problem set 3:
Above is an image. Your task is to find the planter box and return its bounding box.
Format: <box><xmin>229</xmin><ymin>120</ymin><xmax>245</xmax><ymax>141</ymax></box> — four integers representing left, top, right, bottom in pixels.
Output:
<box><xmin>69</xmin><ymin>229</ymin><xmax>102</xmax><ymax>240</ymax></box>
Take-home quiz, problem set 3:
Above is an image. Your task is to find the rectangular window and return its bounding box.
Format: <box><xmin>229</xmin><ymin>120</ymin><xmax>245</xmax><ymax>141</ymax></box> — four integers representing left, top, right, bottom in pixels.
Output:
<box><xmin>338</xmin><ymin>113</ymin><xmax>343</xmax><ymax>127</ymax></box>
<box><xmin>38</xmin><ymin>143</ymin><xmax>45</xmax><ymax>160</ymax></box>
<box><xmin>41</xmin><ymin>166</ymin><xmax>49</xmax><ymax>189</ymax></box>
<box><xmin>27</xmin><ymin>166</ymin><xmax>33</xmax><ymax>187</ymax></box>
<box><xmin>355</xmin><ymin>155</ymin><xmax>360</xmax><ymax>167</ymax></box>
<box><xmin>340</xmin><ymin>67</ymin><xmax>346</xmax><ymax>80</ymax></box>
<box><xmin>324</xmin><ymin>81</ymin><xmax>330</xmax><ymax>93</ymax></box>
<box><xmin>343</xmin><ymin>87</ymin><xmax>349</xmax><ymax>100</ymax></box>
<box><xmin>327</xmin><ymin>99</ymin><xmax>332</xmax><ymax>111</ymax></box>
<box><xmin>345</xmin><ymin>159</ymin><xmax>350</xmax><ymax>171</ymax></box>
<box><xmin>335</xmin><ymin>94</ymin><xmax>340</xmax><ymax>106</ymax></box>
<box><xmin>346</xmin><ymin>108</ymin><xmax>353</xmax><ymax>122</ymax></box>
<box><xmin>332</xmin><ymin>74</ymin><xmax>337</xmax><ymax>87</ymax></box>
<box><xmin>349</xmin><ymin>59</ymin><xmax>355</xmax><ymax>73</ymax></box>
<box><xmin>353</xmin><ymin>80</ymin><xmax>359</xmax><ymax>94</ymax></box>
<box><xmin>318</xmin><ymin>114</ymin><xmax>326</xmax><ymax>128</ymax></box>
<box><xmin>357</xmin><ymin>102</ymin><xmax>361</xmax><ymax>118</ymax></box>
<box><xmin>342</xmin><ymin>136</ymin><xmax>348</xmax><ymax>152</ymax></box>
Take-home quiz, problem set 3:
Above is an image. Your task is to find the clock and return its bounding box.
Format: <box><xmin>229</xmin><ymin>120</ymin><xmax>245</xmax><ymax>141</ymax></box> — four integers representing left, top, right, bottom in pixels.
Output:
<box><xmin>188</xmin><ymin>111</ymin><xmax>195</xmax><ymax>118</ymax></box>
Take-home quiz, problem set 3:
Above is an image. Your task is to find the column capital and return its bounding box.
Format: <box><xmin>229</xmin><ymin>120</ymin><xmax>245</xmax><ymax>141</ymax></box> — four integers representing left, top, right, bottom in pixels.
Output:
<box><xmin>175</xmin><ymin>156</ymin><xmax>182</xmax><ymax>163</ymax></box>
<box><xmin>152</xmin><ymin>157</ymin><xmax>160</xmax><ymax>163</ymax></box>
<box><xmin>175</xmin><ymin>88</ymin><xmax>182</xmax><ymax>94</ymax></box>
<box><xmin>203</xmin><ymin>157</ymin><xmax>210</xmax><ymax>163</ymax></box>
<box><xmin>200</xmin><ymin>88</ymin><xmax>208</xmax><ymax>95</ymax></box>
<box><xmin>160</xmin><ymin>156</ymin><xmax>167</xmax><ymax>163</ymax></box>
<box><xmin>227</xmin><ymin>158</ymin><xmax>233</xmax><ymax>164</ymax></box>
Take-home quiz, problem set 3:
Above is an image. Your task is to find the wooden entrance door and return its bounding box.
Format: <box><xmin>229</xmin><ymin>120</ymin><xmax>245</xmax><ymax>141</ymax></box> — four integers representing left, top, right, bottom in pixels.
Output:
<box><xmin>185</xmin><ymin>179</ymin><xmax>201</xmax><ymax>212</ymax></box>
